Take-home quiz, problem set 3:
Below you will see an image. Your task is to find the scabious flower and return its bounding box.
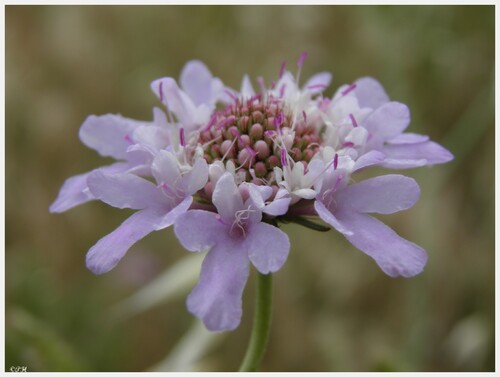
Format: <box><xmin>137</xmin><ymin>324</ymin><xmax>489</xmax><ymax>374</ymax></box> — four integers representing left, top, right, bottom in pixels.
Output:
<box><xmin>51</xmin><ymin>54</ymin><xmax>453</xmax><ymax>332</ymax></box>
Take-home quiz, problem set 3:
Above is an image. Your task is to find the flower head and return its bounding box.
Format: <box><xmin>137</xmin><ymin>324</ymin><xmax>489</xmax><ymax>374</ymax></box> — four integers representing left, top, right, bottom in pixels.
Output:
<box><xmin>51</xmin><ymin>54</ymin><xmax>453</xmax><ymax>331</ymax></box>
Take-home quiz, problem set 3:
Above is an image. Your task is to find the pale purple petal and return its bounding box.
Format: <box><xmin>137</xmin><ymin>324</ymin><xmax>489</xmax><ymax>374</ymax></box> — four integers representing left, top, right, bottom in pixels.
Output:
<box><xmin>184</xmin><ymin>158</ymin><xmax>209</xmax><ymax>195</ymax></box>
<box><xmin>353</xmin><ymin>150</ymin><xmax>386</xmax><ymax>172</ymax></box>
<box><xmin>187</xmin><ymin>242</ymin><xmax>250</xmax><ymax>331</ymax></box>
<box><xmin>263</xmin><ymin>197</ymin><xmax>291</xmax><ymax>216</ymax></box>
<box><xmin>151</xmin><ymin>150</ymin><xmax>181</xmax><ymax>185</ymax></box>
<box><xmin>363</xmin><ymin>102</ymin><xmax>410</xmax><ymax>141</ymax></box>
<box><xmin>293</xmin><ymin>188</ymin><xmax>317</xmax><ymax>200</ymax></box>
<box><xmin>79</xmin><ymin>114</ymin><xmax>148</xmax><ymax>160</ymax></box>
<box><xmin>381</xmin><ymin>140</ymin><xmax>454</xmax><ymax>167</ymax></box>
<box><xmin>314</xmin><ymin>201</ymin><xmax>353</xmax><ymax>236</ymax></box>
<box><xmin>386</xmin><ymin>133</ymin><xmax>429</xmax><ymax>145</ymax></box>
<box><xmin>87</xmin><ymin>171</ymin><xmax>163</xmax><ymax>210</ymax></box>
<box><xmin>353</xmin><ymin>77</ymin><xmax>390</xmax><ymax>108</ymax></box>
<box><xmin>382</xmin><ymin>158</ymin><xmax>428</xmax><ymax>169</ymax></box>
<box><xmin>155</xmin><ymin>196</ymin><xmax>193</xmax><ymax>230</ymax></box>
<box><xmin>212</xmin><ymin>173</ymin><xmax>244</xmax><ymax>222</ymax></box>
<box><xmin>174</xmin><ymin>210</ymin><xmax>226</xmax><ymax>252</ymax></box>
<box><xmin>335</xmin><ymin>210</ymin><xmax>428</xmax><ymax>278</ymax></box>
<box><xmin>303</xmin><ymin>72</ymin><xmax>332</xmax><ymax>94</ymax></box>
<box><xmin>131</xmin><ymin>125</ymin><xmax>169</xmax><ymax>155</ymax></box>
<box><xmin>336</xmin><ymin>175</ymin><xmax>420</xmax><ymax>214</ymax></box>
<box><xmin>246</xmin><ymin>222</ymin><xmax>290</xmax><ymax>274</ymax></box>
<box><xmin>151</xmin><ymin>78</ymin><xmax>197</xmax><ymax>128</ymax></box>
<box><xmin>49</xmin><ymin>162</ymin><xmax>129</xmax><ymax>213</ymax></box>
<box><xmin>86</xmin><ymin>208</ymin><xmax>164</xmax><ymax>274</ymax></box>
<box><xmin>247</xmin><ymin>184</ymin><xmax>271</xmax><ymax>209</ymax></box>
<box><xmin>240</xmin><ymin>74</ymin><xmax>255</xmax><ymax>98</ymax></box>
<box><xmin>49</xmin><ymin>172</ymin><xmax>94</xmax><ymax>213</ymax></box>
<box><xmin>180</xmin><ymin>60</ymin><xmax>215</xmax><ymax>107</ymax></box>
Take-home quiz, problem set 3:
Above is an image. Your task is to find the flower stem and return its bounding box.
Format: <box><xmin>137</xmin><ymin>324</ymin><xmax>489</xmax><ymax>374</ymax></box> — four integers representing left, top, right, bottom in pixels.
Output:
<box><xmin>238</xmin><ymin>272</ymin><xmax>273</xmax><ymax>372</ymax></box>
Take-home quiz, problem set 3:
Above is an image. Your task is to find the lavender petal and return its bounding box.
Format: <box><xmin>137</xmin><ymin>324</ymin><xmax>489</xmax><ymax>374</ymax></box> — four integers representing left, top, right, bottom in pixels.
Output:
<box><xmin>246</xmin><ymin>222</ymin><xmax>290</xmax><ymax>274</ymax></box>
<box><xmin>187</xmin><ymin>242</ymin><xmax>250</xmax><ymax>331</ymax></box>
<box><xmin>336</xmin><ymin>174</ymin><xmax>420</xmax><ymax>214</ymax></box>
<box><xmin>86</xmin><ymin>208</ymin><xmax>164</xmax><ymax>274</ymax></box>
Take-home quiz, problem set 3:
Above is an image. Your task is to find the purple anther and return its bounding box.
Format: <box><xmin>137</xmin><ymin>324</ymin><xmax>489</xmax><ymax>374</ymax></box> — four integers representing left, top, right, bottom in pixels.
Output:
<box><xmin>279</xmin><ymin>61</ymin><xmax>287</xmax><ymax>79</ymax></box>
<box><xmin>204</xmin><ymin>113</ymin><xmax>217</xmax><ymax>131</ymax></box>
<box><xmin>179</xmin><ymin>128</ymin><xmax>186</xmax><ymax>147</ymax></box>
<box><xmin>302</xmin><ymin>111</ymin><xmax>307</xmax><ymax>123</ymax></box>
<box><xmin>248</xmin><ymin>94</ymin><xmax>261</xmax><ymax>103</ymax></box>
<box><xmin>218</xmin><ymin>116</ymin><xmax>236</xmax><ymax>130</ymax></box>
<box><xmin>271</xmin><ymin>80</ymin><xmax>276</xmax><ymax>90</ymax></box>
<box><xmin>246</xmin><ymin>146</ymin><xmax>256</xmax><ymax>158</ymax></box>
<box><xmin>349</xmin><ymin>113</ymin><xmax>358</xmax><ymax>127</ymax></box>
<box><xmin>231</xmin><ymin>128</ymin><xmax>244</xmax><ymax>144</ymax></box>
<box><xmin>333</xmin><ymin>153</ymin><xmax>338</xmax><ymax>170</ymax></box>
<box><xmin>342</xmin><ymin>141</ymin><xmax>355</xmax><ymax>148</ymax></box>
<box><xmin>161</xmin><ymin>182</ymin><xmax>176</xmax><ymax>196</ymax></box>
<box><xmin>279</xmin><ymin>83</ymin><xmax>287</xmax><ymax>98</ymax></box>
<box><xmin>264</xmin><ymin>130</ymin><xmax>276</xmax><ymax>138</ymax></box>
<box><xmin>280</xmin><ymin>148</ymin><xmax>288</xmax><ymax>167</ymax></box>
<box><xmin>274</xmin><ymin>112</ymin><xmax>284</xmax><ymax>128</ymax></box>
<box><xmin>297</xmin><ymin>51</ymin><xmax>308</xmax><ymax>68</ymax></box>
<box><xmin>159</xmin><ymin>81</ymin><xmax>164</xmax><ymax>102</ymax></box>
<box><xmin>224</xmin><ymin>89</ymin><xmax>238</xmax><ymax>103</ymax></box>
<box><xmin>341</xmin><ymin>83</ymin><xmax>357</xmax><ymax>96</ymax></box>
<box><xmin>123</xmin><ymin>133</ymin><xmax>133</xmax><ymax>144</ymax></box>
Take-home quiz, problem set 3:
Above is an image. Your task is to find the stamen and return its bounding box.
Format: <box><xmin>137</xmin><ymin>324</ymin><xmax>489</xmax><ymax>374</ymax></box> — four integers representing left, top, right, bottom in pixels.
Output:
<box><xmin>302</xmin><ymin>111</ymin><xmax>307</xmax><ymax>123</ymax></box>
<box><xmin>349</xmin><ymin>113</ymin><xmax>358</xmax><ymax>127</ymax></box>
<box><xmin>279</xmin><ymin>83</ymin><xmax>287</xmax><ymax>98</ymax></box>
<box><xmin>123</xmin><ymin>133</ymin><xmax>133</xmax><ymax>144</ymax></box>
<box><xmin>333</xmin><ymin>153</ymin><xmax>338</xmax><ymax>170</ymax></box>
<box><xmin>246</xmin><ymin>146</ymin><xmax>257</xmax><ymax>168</ymax></box>
<box><xmin>274</xmin><ymin>112</ymin><xmax>284</xmax><ymax>133</ymax></box>
<box><xmin>280</xmin><ymin>148</ymin><xmax>288</xmax><ymax>167</ymax></box>
<box><xmin>342</xmin><ymin>141</ymin><xmax>355</xmax><ymax>148</ymax></box>
<box><xmin>341</xmin><ymin>83</ymin><xmax>357</xmax><ymax>96</ymax></box>
<box><xmin>231</xmin><ymin>128</ymin><xmax>244</xmax><ymax>144</ymax></box>
<box><xmin>159</xmin><ymin>81</ymin><xmax>164</xmax><ymax>102</ymax></box>
<box><xmin>297</xmin><ymin>51</ymin><xmax>308</xmax><ymax>68</ymax></box>
<box><xmin>264</xmin><ymin>130</ymin><xmax>277</xmax><ymax>138</ymax></box>
<box><xmin>224</xmin><ymin>89</ymin><xmax>238</xmax><ymax>103</ymax></box>
<box><xmin>248</xmin><ymin>94</ymin><xmax>261</xmax><ymax>103</ymax></box>
<box><xmin>217</xmin><ymin>115</ymin><xmax>236</xmax><ymax>130</ymax></box>
<box><xmin>279</xmin><ymin>61</ymin><xmax>286</xmax><ymax>79</ymax></box>
<box><xmin>179</xmin><ymin>128</ymin><xmax>185</xmax><ymax>147</ymax></box>
<box><xmin>203</xmin><ymin>113</ymin><xmax>217</xmax><ymax>131</ymax></box>
<box><xmin>160</xmin><ymin>182</ymin><xmax>177</xmax><ymax>199</ymax></box>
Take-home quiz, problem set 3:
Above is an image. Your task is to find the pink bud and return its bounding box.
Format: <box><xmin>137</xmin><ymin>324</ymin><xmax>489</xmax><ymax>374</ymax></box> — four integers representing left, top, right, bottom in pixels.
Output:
<box><xmin>254</xmin><ymin>140</ymin><xmax>270</xmax><ymax>159</ymax></box>
<box><xmin>250</xmin><ymin>123</ymin><xmax>264</xmax><ymax>139</ymax></box>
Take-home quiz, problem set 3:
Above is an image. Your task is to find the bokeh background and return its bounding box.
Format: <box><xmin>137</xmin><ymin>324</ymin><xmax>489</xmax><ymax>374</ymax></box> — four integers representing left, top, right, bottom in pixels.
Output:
<box><xmin>6</xmin><ymin>5</ymin><xmax>494</xmax><ymax>372</ymax></box>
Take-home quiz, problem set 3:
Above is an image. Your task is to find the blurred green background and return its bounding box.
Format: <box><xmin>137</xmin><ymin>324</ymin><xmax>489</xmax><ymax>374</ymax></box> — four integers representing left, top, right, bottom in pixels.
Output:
<box><xmin>6</xmin><ymin>5</ymin><xmax>494</xmax><ymax>372</ymax></box>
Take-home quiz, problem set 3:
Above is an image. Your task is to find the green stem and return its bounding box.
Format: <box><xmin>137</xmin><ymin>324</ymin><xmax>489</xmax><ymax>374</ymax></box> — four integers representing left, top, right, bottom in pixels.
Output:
<box><xmin>238</xmin><ymin>272</ymin><xmax>273</xmax><ymax>372</ymax></box>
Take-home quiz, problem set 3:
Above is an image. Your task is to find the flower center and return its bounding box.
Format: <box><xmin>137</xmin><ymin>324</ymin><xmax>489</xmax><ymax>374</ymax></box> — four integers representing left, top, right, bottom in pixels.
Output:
<box><xmin>199</xmin><ymin>95</ymin><xmax>320</xmax><ymax>184</ymax></box>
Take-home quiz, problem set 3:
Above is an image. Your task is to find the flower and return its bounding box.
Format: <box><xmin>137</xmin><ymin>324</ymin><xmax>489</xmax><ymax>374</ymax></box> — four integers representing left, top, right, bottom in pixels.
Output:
<box><xmin>174</xmin><ymin>173</ymin><xmax>290</xmax><ymax>331</ymax></box>
<box><xmin>49</xmin><ymin>110</ymin><xmax>169</xmax><ymax>213</ymax></box>
<box><xmin>85</xmin><ymin>150</ymin><xmax>207</xmax><ymax>274</ymax></box>
<box><xmin>51</xmin><ymin>55</ymin><xmax>453</xmax><ymax>332</ymax></box>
